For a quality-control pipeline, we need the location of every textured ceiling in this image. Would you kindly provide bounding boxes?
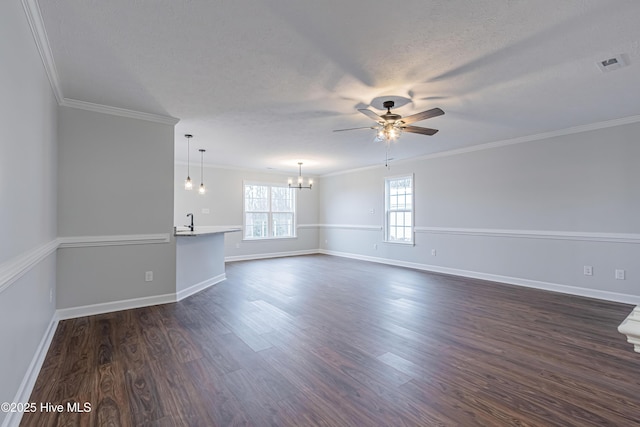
[38,0,640,175]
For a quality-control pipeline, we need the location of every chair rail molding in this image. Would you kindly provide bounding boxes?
[58,233,171,248]
[318,224,383,231]
[0,239,59,294]
[414,226,640,244]
[1,234,172,294]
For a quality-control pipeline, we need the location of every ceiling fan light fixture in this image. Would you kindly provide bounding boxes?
[376,123,402,142]
[334,99,443,140]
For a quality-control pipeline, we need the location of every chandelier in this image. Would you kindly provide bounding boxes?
[288,162,313,190]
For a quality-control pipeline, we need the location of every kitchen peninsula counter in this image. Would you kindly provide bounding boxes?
[174,227,241,299]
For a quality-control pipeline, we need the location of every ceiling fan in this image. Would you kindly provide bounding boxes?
[334,100,444,141]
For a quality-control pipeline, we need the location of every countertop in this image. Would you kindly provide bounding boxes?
[174,226,241,237]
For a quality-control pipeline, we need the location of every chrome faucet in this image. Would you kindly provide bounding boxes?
[186,213,194,232]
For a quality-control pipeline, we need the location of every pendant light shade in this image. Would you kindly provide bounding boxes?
[184,134,193,190]
[198,149,206,195]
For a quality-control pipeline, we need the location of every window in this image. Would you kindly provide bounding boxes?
[385,175,414,244]
[244,182,296,239]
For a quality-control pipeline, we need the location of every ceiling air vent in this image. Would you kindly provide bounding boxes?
[597,54,628,72]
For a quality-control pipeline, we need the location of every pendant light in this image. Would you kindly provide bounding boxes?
[184,134,193,190]
[198,149,206,195]
[288,162,312,190]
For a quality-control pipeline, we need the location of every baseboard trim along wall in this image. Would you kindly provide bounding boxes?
[225,249,320,263]
[176,273,226,301]
[318,249,640,306]
[56,292,177,320]
[57,273,228,320]
[3,315,58,427]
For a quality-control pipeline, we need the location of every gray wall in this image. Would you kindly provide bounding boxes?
[319,122,640,302]
[174,165,319,259]
[57,107,176,308]
[0,0,58,422]
[176,233,225,295]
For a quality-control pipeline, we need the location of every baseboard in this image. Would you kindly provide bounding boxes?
[225,249,320,262]
[318,249,640,305]
[2,315,58,427]
[176,273,226,301]
[56,292,177,320]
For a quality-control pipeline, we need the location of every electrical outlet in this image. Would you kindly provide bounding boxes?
[145,271,153,282]
[431,249,437,256]
[235,243,240,249]
[615,269,625,280]
[49,288,53,303]
[373,243,377,250]
[583,266,593,276]
[202,208,210,214]
[369,208,375,214]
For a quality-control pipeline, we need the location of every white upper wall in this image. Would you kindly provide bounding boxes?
[0,0,58,262]
[412,123,640,232]
[58,107,175,236]
[174,164,319,228]
[321,121,640,233]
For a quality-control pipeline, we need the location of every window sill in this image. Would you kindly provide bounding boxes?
[242,236,298,242]
[383,240,415,247]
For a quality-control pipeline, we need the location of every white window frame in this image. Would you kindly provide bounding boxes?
[243,181,297,240]
[384,174,414,245]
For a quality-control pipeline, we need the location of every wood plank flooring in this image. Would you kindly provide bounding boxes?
[22,254,640,426]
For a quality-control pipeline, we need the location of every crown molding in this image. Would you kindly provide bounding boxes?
[407,114,640,164]
[321,163,383,178]
[21,0,63,104]
[60,98,180,125]
[20,0,180,126]
[321,114,640,178]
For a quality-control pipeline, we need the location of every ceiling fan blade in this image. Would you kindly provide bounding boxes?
[402,125,439,136]
[400,107,444,125]
[357,108,384,122]
[333,126,376,132]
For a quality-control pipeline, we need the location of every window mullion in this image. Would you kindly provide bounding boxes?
[268,186,273,237]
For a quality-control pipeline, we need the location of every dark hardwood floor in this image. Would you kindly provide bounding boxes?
[22,254,640,426]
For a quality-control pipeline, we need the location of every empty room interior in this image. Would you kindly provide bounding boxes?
[3,1,640,426]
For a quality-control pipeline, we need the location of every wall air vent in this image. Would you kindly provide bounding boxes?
[597,54,628,72]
